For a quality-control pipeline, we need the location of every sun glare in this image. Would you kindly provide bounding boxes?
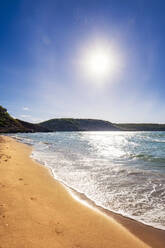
[84,47,119,80]
[88,50,110,76]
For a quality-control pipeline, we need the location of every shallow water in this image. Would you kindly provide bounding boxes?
[12,131,165,230]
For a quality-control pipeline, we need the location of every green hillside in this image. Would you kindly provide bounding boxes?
[16,119,50,133]
[115,123,165,131]
[39,118,120,131]
[1,105,165,133]
[0,106,27,133]
[0,106,48,133]
[39,118,165,132]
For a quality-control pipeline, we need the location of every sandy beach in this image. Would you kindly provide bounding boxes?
[0,136,164,248]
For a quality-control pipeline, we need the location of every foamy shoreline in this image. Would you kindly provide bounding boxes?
[14,133,165,230]
[10,132,165,230]
[8,134,165,247]
[40,165,165,247]
[0,135,155,248]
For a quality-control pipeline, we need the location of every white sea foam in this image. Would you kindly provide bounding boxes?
[11,131,165,230]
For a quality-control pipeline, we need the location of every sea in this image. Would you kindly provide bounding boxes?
[11,131,165,230]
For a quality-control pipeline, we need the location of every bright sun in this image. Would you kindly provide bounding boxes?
[88,51,110,76]
[83,47,119,80]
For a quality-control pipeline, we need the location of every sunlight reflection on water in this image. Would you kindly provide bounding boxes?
[12,131,165,230]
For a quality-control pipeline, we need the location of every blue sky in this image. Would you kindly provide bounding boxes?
[1,0,165,123]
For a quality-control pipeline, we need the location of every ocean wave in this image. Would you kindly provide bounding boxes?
[129,153,165,163]
[11,131,165,231]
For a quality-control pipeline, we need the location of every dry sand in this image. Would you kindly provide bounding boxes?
[0,135,163,248]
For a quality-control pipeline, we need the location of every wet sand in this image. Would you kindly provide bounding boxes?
[0,136,162,247]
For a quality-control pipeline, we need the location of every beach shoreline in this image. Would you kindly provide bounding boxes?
[67,186,165,248]
[0,135,164,247]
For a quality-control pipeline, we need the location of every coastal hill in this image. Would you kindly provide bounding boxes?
[116,123,165,131]
[39,119,165,132]
[16,119,50,133]
[0,106,27,133]
[0,106,120,133]
[39,118,120,131]
[1,105,165,133]
[0,106,48,133]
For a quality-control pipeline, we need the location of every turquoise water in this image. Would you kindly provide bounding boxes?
[12,131,165,230]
